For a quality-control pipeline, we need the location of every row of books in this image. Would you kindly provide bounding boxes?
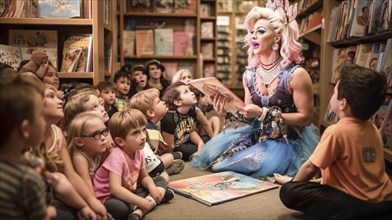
[299,12,322,35]
[327,0,392,43]
[1,0,91,18]
[297,0,320,13]
[0,29,93,73]
[126,0,213,17]
[330,38,392,85]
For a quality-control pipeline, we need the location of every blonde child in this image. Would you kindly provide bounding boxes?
[97,81,118,118]
[94,109,174,220]
[129,88,185,176]
[34,84,107,219]
[67,112,110,192]
[161,82,204,161]
[113,70,131,111]
[171,68,193,85]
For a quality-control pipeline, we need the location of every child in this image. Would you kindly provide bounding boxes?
[129,88,185,176]
[67,112,110,192]
[275,65,392,219]
[97,81,118,118]
[145,59,170,96]
[113,70,131,111]
[129,64,149,97]
[171,68,193,85]
[0,73,55,219]
[161,82,204,161]
[94,109,174,220]
[193,88,221,140]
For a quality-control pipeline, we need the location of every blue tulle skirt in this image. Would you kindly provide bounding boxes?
[191,120,319,178]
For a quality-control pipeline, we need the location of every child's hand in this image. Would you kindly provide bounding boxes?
[139,198,155,214]
[88,198,107,219]
[77,205,97,220]
[45,205,57,220]
[273,173,293,185]
[149,187,163,204]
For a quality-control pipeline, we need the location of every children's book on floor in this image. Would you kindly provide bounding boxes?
[189,77,245,114]
[168,171,278,206]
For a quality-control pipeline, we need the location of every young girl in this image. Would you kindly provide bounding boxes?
[171,68,193,85]
[129,64,149,98]
[67,112,110,192]
[94,109,174,220]
[34,84,107,219]
[145,59,170,96]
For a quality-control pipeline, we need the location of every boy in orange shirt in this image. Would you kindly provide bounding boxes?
[275,65,392,219]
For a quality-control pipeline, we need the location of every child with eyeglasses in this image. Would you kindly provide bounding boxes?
[67,112,111,192]
[94,109,174,220]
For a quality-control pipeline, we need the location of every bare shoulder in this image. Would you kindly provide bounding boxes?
[290,66,312,86]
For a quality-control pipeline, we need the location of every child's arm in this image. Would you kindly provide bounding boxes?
[45,172,96,220]
[196,110,215,138]
[72,152,94,193]
[190,130,204,154]
[139,167,163,203]
[59,136,107,218]
[293,160,319,181]
[162,131,175,151]
[109,171,155,214]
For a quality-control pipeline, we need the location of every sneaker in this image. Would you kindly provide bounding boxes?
[128,213,142,220]
[161,189,175,203]
[172,151,183,160]
[166,159,185,175]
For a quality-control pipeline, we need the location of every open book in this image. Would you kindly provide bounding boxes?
[168,171,278,206]
[189,77,245,114]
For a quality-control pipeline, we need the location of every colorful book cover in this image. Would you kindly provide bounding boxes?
[189,77,245,114]
[174,0,196,14]
[0,44,22,70]
[199,3,211,17]
[169,171,278,206]
[330,47,347,84]
[201,42,214,59]
[373,95,392,129]
[349,0,373,37]
[62,34,93,72]
[354,43,372,67]
[38,0,81,18]
[154,28,173,56]
[8,29,58,68]
[127,0,152,12]
[201,22,214,38]
[380,100,392,147]
[377,0,392,32]
[173,31,193,56]
[153,0,174,13]
[123,30,136,57]
[135,29,154,56]
[60,47,82,73]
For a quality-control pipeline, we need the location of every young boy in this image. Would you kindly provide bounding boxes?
[97,80,118,118]
[113,70,131,112]
[93,109,174,220]
[161,82,204,161]
[129,88,185,176]
[129,64,149,97]
[275,65,392,219]
[0,73,55,219]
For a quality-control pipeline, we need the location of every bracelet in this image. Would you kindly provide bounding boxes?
[258,107,269,121]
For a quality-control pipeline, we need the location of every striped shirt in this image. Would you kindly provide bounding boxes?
[0,158,47,220]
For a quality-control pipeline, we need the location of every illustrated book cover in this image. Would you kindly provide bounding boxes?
[135,29,154,56]
[189,77,245,114]
[0,44,22,70]
[123,30,136,57]
[173,31,193,56]
[168,171,278,206]
[38,0,81,18]
[62,34,93,72]
[60,48,82,73]
[154,28,173,56]
[174,0,196,14]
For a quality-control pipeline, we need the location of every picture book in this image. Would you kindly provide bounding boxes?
[373,95,392,129]
[123,30,136,57]
[348,0,372,37]
[62,34,93,72]
[135,29,154,56]
[330,47,347,84]
[127,0,151,12]
[189,77,245,114]
[201,42,214,59]
[38,0,81,18]
[60,47,82,73]
[154,28,173,56]
[153,0,174,13]
[168,171,278,206]
[354,43,372,67]
[199,3,211,17]
[368,0,384,34]
[173,31,193,56]
[0,44,22,70]
[380,100,392,147]
[377,0,392,32]
[174,0,196,14]
[201,21,214,38]
[19,47,58,69]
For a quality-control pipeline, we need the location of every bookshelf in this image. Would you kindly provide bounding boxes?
[0,0,117,85]
[117,0,217,80]
[319,0,392,162]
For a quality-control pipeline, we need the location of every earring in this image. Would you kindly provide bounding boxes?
[272,43,279,51]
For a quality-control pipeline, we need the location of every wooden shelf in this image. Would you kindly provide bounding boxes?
[123,12,197,18]
[329,31,392,47]
[123,55,198,60]
[0,18,93,26]
[300,24,321,45]
[297,0,323,19]
[58,72,94,79]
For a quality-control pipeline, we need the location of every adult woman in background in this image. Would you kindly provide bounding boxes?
[192,0,319,178]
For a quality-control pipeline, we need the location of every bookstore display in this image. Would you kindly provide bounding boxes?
[169,171,278,206]
[0,0,117,85]
[317,0,392,162]
[117,0,217,80]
